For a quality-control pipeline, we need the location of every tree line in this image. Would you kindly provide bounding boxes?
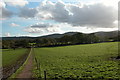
[2,33,119,49]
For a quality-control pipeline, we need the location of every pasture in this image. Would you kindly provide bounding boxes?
[2,48,28,67]
[33,42,119,79]
[2,48,30,78]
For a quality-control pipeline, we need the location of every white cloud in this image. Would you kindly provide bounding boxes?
[36,1,117,28]
[24,27,44,33]
[37,1,70,21]
[10,23,20,27]
[24,22,62,33]
[100,0,119,9]
[30,22,53,28]
[1,0,118,29]
[5,0,28,7]
[4,33,11,37]
[0,1,6,8]
[12,0,118,29]
[0,0,28,19]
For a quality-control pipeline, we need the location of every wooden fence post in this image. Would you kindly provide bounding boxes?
[38,61,41,78]
[44,70,46,80]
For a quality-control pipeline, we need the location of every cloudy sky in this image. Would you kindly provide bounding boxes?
[1,0,119,37]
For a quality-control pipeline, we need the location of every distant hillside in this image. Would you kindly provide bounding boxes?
[2,36,31,40]
[95,31,119,39]
[40,34,63,38]
[2,30,119,40]
[40,32,79,38]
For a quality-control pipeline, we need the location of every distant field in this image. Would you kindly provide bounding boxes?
[34,42,119,79]
[2,48,28,67]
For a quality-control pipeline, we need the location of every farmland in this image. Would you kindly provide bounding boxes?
[33,42,119,79]
[2,49,28,67]
[2,48,30,78]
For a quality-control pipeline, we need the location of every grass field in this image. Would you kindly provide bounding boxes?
[2,48,31,78]
[2,48,28,67]
[33,42,119,79]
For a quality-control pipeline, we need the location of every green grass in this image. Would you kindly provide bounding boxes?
[10,48,32,78]
[33,42,119,79]
[2,48,27,67]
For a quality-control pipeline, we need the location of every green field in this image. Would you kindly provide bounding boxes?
[33,42,119,79]
[2,48,28,67]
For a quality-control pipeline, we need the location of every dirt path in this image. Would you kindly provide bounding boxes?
[16,48,33,78]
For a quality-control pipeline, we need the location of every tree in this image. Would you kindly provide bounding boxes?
[60,35,73,44]
[15,39,29,48]
[72,33,86,44]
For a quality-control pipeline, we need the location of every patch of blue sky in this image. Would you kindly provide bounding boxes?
[25,2,40,8]
[44,20,59,24]
[2,17,39,35]
[6,4,19,14]
[2,14,59,36]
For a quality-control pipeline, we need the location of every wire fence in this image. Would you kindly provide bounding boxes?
[33,48,47,80]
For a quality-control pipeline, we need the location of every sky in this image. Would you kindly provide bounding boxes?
[0,0,119,37]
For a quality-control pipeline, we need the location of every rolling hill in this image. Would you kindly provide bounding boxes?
[2,30,119,40]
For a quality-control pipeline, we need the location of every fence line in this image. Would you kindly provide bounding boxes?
[33,48,47,80]
[0,67,3,79]
[44,71,47,80]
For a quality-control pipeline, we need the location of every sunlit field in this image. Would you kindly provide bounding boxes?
[2,48,28,67]
[33,42,119,79]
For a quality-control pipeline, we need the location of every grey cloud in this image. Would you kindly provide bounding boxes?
[0,1,13,18]
[37,1,70,22]
[0,7,13,18]
[0,1,13,19]
[3,0,117,28]
[0,1,118,28]
[19,7,38,18]
[37,1,117,28]
[51,1,70,22]
[118,2,120,21]
[68,3,117,28]
[31,23,52,28]
[1,8,13,18]
[24,22,61,33]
